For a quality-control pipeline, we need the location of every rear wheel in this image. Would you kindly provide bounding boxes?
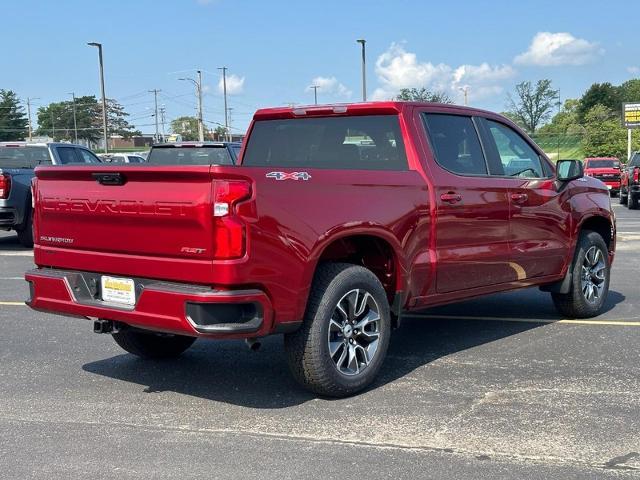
[628,192,639,210]
[551,231,610,318]
[16,208,33,248]
[284,263,391,397]
[619,189,628,205]
[112,327,196,359]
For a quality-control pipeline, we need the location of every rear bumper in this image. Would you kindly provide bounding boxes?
[0,206,17,227]
[601,180,620,191]
[25,268,277,338]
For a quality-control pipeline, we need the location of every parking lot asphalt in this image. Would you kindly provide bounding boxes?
[1,203,639,479]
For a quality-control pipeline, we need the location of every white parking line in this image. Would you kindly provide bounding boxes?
[0,251,33,257]
[403,313,640,326]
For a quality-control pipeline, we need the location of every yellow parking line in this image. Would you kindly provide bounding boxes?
[0,301,25,306]
[403,314,640,326]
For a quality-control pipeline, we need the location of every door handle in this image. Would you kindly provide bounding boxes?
[440,192,462,204]
[510,193,528,204]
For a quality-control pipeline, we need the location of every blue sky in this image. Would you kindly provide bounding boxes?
[2,0,639,134]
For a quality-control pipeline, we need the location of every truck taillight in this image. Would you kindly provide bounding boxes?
[634,167,639,184]
[213,180,251,259]
[0,174,11,199]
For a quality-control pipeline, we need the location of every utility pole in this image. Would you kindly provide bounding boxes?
[68,92,78,143]
[87,42,109,153]
[458,86,469,106]
[159,106,166,143]
[178,72,204,142]
[356,39,367,101]
[228,107,234,139]
[50,110,55,139]
[557,88,561,161]
[310,85,319,105]
[218,66,229,140]
[149,89,161,143]
[26,97,39,141]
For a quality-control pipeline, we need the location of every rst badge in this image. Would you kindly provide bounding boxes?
[266,172,312,181]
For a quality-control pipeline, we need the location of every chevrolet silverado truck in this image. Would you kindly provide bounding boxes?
[0,142,101,247]
[583,157,621,196]
[620,151,640,209]
[25,103,616,397]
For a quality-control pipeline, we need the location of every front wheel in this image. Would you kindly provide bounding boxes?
[284,263,391,397]
[619,189,628,205]
[629,192,639,210]
[112,327,196,359]
[551,231,610,318]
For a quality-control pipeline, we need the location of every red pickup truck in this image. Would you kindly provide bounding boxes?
[26,102,616,397]
[583,157,621,196]
[620,151,640,209]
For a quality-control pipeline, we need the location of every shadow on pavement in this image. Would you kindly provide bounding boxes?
[0,231,31,252]
[83,315,546,409]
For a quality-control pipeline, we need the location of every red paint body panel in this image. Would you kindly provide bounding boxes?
[26,102,616,338]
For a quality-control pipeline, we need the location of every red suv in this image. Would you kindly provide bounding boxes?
[583,157,621,196]
[25,102,616,396]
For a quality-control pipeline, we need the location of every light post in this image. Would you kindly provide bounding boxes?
[356,39,367,101]
[218,67,229,141]
[458,86,469,106]
[68,92,78,143]
[87,42,109,153]
[179,72,204,142]
[310,85,319,105]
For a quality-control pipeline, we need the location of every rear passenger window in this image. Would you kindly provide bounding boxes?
[242,115,407,170]
[56,147,80,164]
[422,114,487,175]
[486,121,545,178]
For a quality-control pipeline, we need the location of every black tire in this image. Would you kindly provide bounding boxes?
[16,208,33,248]
[619,189,628,205]
[551,231,610,318]
[629,192,639,210]
[284,263,391,397]
[112,327,196,359]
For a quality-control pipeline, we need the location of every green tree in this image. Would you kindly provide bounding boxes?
[619,79,640,104]
[582,104,640,159]
[107,99,140,138]
[506,79,559,134]
[171,116,207,141]
[395,87,452,103]
[37,96,101,142]
[577,82,620,122]
[0,90,28,141]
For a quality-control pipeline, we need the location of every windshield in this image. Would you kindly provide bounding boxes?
[147,147,233,165]
[0,146,52,168]
[586,159,619,169]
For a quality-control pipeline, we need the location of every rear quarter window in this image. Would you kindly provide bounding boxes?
[0,146,51,168]
[242,115,408,170]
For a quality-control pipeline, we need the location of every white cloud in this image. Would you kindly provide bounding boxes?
[372,43,515,103]
[514,32,603,66]
[628,66,640,75]
[308,76,352,99]
[219,74,245,95]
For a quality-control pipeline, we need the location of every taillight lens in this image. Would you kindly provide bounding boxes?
[0,174,11,199]
[634,167,639,184]
[213,180,251,259]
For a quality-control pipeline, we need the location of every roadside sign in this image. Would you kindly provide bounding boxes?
[623,102,640,128]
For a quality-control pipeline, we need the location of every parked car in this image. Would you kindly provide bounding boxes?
[146,141,242,165]
[98,153,147,164]
[0,142,101,247]
[583,157,621,196]
[620,151,640,209]
[25,103,615,396]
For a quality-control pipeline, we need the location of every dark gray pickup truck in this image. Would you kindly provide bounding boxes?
[0,142,101,246]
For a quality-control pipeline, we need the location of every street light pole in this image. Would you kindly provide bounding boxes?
[178,73,204,142]
[458,86,469,106]
[310,85,319,105]
[87,42,108,153]
[356,39,367,102]
[149,89,161,143]
[159,106,166,143]
[26,97,39,141]
[68,92,78,143]
[218,66,229,140]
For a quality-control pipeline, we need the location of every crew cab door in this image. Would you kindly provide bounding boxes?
[477,118,571,279]
[420,112,513,293]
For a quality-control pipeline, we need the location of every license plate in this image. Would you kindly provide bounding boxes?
[101,276,136,305]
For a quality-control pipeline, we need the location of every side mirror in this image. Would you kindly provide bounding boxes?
[556,159,584,182]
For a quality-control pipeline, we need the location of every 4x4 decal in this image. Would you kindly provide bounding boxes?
[266,171,312,181]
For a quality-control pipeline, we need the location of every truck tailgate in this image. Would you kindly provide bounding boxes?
[33,165,218,282]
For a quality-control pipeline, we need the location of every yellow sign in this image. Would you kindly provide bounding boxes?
[623,102,640,128]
